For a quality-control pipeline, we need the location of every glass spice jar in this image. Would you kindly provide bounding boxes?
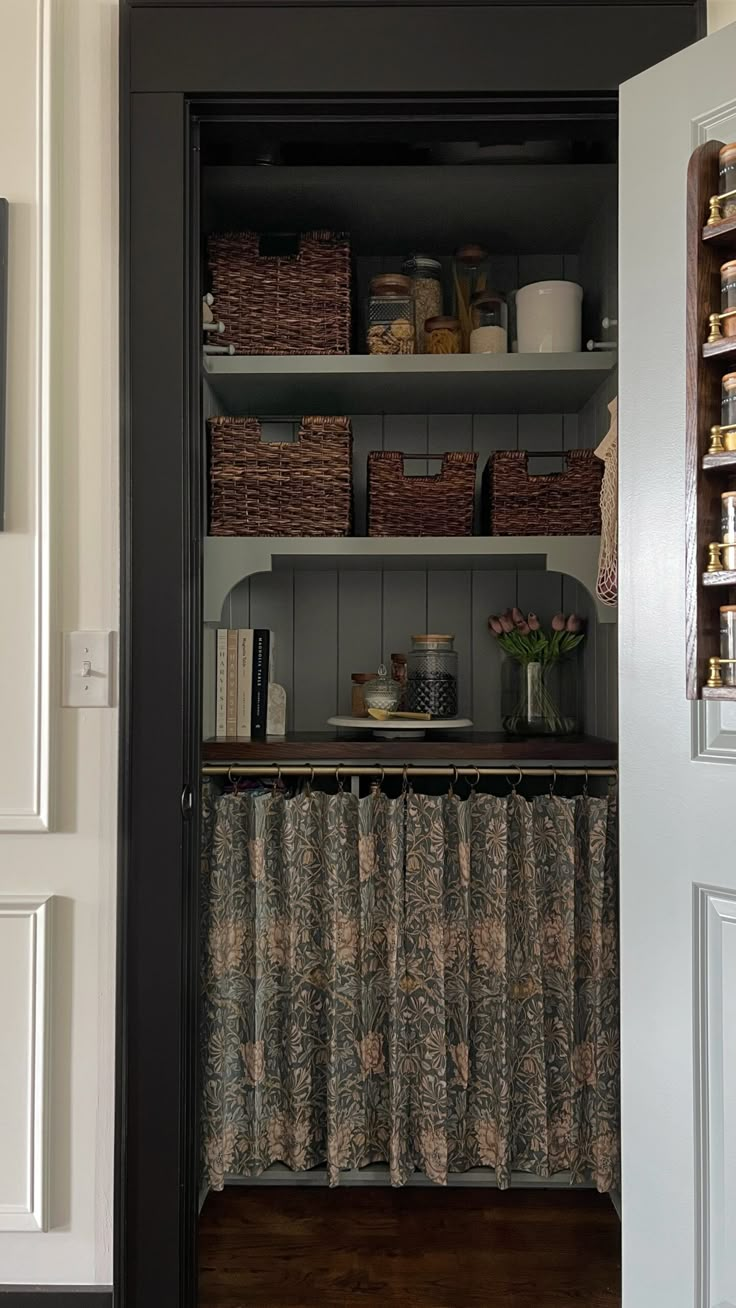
[363,665,402,713]
[405,634,458,718]
[425,315,462,354]
[367,274,416,355]
[402,255,443,353]
[723,373,736,441]
[469,290,508,354]
[351,671,377,718]
[721,261,736,337]
[719,143,736,220]
[453,244,489,350]
[721,605,736,686]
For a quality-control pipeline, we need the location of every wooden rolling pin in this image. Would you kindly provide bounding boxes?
[367,708,431,721]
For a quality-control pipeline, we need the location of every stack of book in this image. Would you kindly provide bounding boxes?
[215,628,271,739]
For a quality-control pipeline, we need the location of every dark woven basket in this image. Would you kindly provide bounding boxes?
[368,451,477,537]
[485,450,602,535]
[209,416,353,536]
[207,231,351,356]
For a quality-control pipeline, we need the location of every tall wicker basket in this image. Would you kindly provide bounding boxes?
[485,450,602,535]
[207,231,351,356]
[367,451,477,537]
[209,416,353,537]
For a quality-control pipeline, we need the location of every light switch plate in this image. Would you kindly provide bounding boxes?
[62,631,113,707]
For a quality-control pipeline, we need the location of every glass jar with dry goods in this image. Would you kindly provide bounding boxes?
[470,290,508,354]
[723,372,736,433]
[453,244,489,349]
[721,605,736,687]
[351,671,377,718]
[363,665,402,713]
[405,634,458,718]
[366,274,416,355]
[721,261,736,338]
[402,255,443,353]
[425,315,462,354]
[719,143,736,220]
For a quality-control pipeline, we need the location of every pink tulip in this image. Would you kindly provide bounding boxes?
[516,620,531,635]
[499,613,514,633]
[488,616,503,635]
[551,613,566,632]
[566,613,582,633]
[511,607,525,627]
[527,613,540,632]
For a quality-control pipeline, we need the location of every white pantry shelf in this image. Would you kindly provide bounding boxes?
[203,534,614,624]
[203,352,616,416]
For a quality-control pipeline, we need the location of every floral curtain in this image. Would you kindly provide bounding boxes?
[200,782,618,1192]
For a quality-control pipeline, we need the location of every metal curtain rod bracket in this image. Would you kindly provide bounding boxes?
[202,764,618,779]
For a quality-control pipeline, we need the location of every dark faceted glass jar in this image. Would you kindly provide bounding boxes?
[719,142,736,220]
[405,634,458,718]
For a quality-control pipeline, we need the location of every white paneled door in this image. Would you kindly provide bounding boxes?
[619,23,736,1308]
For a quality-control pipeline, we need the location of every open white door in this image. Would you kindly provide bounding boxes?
[620,24,736,1308]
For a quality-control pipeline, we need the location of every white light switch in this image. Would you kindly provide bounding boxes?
[62,631,113,707]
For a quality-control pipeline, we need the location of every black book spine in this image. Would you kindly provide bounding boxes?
[251,629,270,740]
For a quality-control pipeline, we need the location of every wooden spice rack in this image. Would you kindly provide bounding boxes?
[686,140,736,698]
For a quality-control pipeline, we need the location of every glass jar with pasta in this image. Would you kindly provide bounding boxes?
[424,315,462,354]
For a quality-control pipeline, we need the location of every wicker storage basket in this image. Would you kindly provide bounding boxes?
[209,416,353,537]
[368,451,477,537]
[485,450,602,536]
[207,231,351,356]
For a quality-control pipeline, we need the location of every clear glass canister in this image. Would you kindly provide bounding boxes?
[723,372,736,437]
[402,255,443,353]
[453,244,489,350]
[721,606,736,687]
[722,491,736,543]
[367,274,416,355]
[721,261,736,339]
[425,315,462,354]
[469,290,508,354]
[719,143,736,220]
[405,634,458,718]
[363,665,402,713]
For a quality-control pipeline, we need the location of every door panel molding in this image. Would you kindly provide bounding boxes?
[694,884,736,1308]
[0,896,53,1232]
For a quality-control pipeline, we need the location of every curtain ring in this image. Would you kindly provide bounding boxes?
[305,763,316,794]
[448,764,459,797]
[335,765,345,791]
[549,768,557,796]
[582,768,590,798]
[401,763,412,795]
[227,765,236,788]
[371,765,385,794]
[508,764,523,794]
[468,765,480,793]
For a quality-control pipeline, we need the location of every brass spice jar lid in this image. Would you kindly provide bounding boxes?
[721,260,736,275]
[723,371,736,388]
[720,142,736,166]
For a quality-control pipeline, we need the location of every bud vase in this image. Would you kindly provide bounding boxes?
[502,659,576,736]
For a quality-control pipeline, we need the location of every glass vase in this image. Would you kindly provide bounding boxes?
[502,659,576,737]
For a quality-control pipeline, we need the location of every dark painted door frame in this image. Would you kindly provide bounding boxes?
[117,6,699,1306]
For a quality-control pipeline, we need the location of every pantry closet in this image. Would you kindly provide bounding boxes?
[119,4,702,1306]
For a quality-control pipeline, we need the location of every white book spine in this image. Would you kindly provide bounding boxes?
[236,629,254,738]
[215,629,228,738]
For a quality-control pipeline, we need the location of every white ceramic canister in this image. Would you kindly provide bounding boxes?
[515,280,582,353]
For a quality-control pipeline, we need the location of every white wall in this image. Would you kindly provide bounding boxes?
[0,0,118,1286]
[708,0,736,30]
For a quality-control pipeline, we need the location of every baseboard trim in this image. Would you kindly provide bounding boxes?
[0,1290,112,1307]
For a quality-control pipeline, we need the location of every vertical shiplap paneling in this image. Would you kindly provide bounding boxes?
[383,414,428,473]
[563,414,579,451]
[427,571,473,717]
[202,625,217,740]
[382,571,428,668]
[563,575,597,737]
[428,413,472,457]
[352,415,383,535]
[518,413,564,475]
[471,569,517,731]
[337,571,383,714]
[250,569,296,730]
[472,413,518,533]
[293,571,338,730]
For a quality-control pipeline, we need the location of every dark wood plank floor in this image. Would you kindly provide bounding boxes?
[199,1186,621,1307]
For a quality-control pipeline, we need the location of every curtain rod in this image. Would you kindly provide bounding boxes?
[202,764,617,779]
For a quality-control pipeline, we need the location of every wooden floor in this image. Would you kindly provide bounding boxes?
[199,1186,621,1307]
